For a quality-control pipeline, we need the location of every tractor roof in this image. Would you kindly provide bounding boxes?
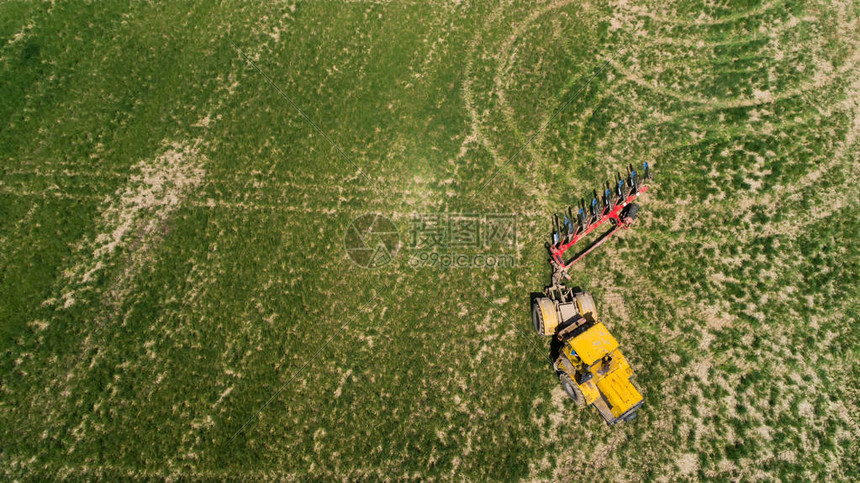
[569,322,619,365]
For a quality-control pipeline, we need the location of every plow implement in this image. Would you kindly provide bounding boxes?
[549,163,653,278]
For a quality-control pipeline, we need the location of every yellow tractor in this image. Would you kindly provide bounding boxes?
[533,291,643,424]
[532,163,650,425]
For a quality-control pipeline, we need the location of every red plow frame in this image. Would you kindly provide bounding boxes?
[549,163,653,276]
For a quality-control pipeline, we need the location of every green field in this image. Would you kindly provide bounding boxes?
[1,0,858,479]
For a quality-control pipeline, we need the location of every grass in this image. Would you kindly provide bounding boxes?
[1,0,858,480]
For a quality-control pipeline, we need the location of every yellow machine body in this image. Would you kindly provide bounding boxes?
[550,296,644,425]
[568,322,618,365]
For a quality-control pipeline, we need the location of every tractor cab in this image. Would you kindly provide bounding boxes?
[559,318,644,425]
[534,289,645,425]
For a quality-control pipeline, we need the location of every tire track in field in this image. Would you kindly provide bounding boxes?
[459,0,511,166]
[20,66,240,448]
[40,61,251,452]
[620,0,783,27]
[604,0,847,127]
[30,139,209,453]
[461,0,613,210]
[492,0,595,169]
[609,52,856,111]
[637,0,858,219]
[42,140,207,311]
